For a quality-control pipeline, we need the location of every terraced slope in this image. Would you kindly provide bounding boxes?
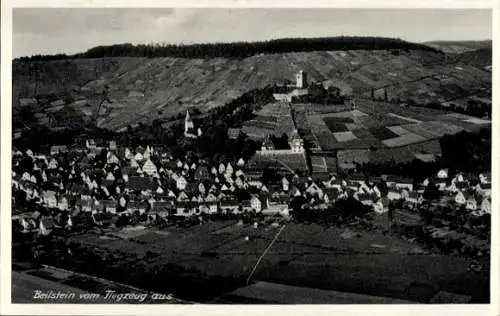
[13,48,491,131]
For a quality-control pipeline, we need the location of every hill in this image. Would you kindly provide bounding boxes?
[452,47,492,68]
[17,36,439,61]
[424,40,492,54]
[13,39,491,131]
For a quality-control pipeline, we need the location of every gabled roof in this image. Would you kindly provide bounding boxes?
[127,200,148,210]
[127,176,153,191]
[40,216,55,229]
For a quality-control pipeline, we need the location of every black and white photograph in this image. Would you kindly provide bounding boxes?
[2,1,497,312]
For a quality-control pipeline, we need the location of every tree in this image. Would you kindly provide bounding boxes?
[115,214,129,227]
[423,181,441,201]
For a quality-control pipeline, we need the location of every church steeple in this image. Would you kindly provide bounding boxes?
[184,109,200,138]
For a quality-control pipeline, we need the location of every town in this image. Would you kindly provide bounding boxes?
[9,23,492,304]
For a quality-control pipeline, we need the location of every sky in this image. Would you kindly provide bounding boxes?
[13,8,492,58]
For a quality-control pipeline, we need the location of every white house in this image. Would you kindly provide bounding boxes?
[250,195,266,212]
[134,152,144,161]
[437,169,449,179]
[455,191,466,205]
[387,189,401,201]
[42,191,58,208]
[225,163,234,176]
[176,176,187,191]
[58,196,69,211]
[282,177,290,191]
[465,196,478,211]
[48,158,58,169]
[218,163,226,174]
[480,198,491,215]
[142,159,158,176]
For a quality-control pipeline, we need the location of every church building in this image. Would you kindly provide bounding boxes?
[184,110,202,138]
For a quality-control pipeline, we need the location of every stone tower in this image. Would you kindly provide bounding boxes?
[295,70,308,89]
[185,110,194,134]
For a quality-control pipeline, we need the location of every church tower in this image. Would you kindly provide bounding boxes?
[185,110,194,134]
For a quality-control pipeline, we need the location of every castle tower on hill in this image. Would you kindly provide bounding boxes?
[295,70,308,89]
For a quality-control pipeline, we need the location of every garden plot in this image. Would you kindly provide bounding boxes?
[323,117,353,133]
[308,115,333,134]
[351,129,383,148]
[436,113,474,121]
[463,118,491,125]
[356,116,383,129]
[382,133,427,147]
[311,156,328,173]
[387,113,422,124]
[345,123,361,131]
[425,121,465,135]
[400,124,441,139]
[256,102,291,117]
[333,131,358,142]
[369,127,400,141]
[387,125,411,136]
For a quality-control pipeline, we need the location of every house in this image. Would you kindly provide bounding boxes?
[373,198,389,214]
[405,191,421,205]
[323,188,341,204]
[48,158,59,169]
[42,190,58,208]
[437,169,449,179]
[50,145,68,155]
[480,198,491,215]
[201,200,219,214]
[176,176,187,191]
[142,159,158,176]
[99,200,118,213]
[107,153,120,164]
[134,152,144,161]
[39,216,55,235]
[19,97,37,107]
[465,195,478,211]
[476,183,491,197]
[454,191,466,205]
[127,176,153,192]
[109,141,117,150]
[76,199,94,212]
[194,165,210,181]
[127,201,148,214]
[356,193,374,206]
[86,139,96,149]
[218,163,226,174]
[57,196,69,211]
[151,201,175,218]
[250,195,268,212]
[219,200,240,214]
[479,172,491,184]
[223,163,233,175]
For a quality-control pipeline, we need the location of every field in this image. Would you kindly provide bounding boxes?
[299,99,490,164]
[243,102,296,140]
[248,152,309,174]
[63,221,488,303]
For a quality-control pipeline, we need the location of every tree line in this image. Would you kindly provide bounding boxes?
[15,36,441,61]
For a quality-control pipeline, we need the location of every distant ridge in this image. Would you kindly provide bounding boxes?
[424,40,492,54]
[15,36,441,61]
